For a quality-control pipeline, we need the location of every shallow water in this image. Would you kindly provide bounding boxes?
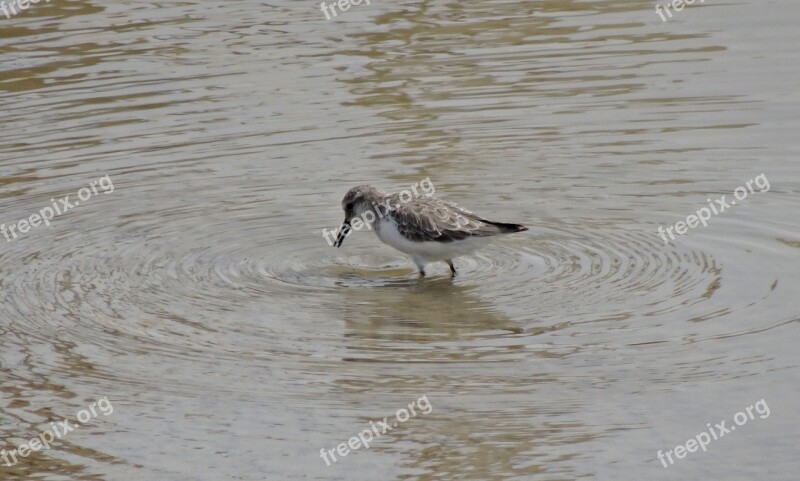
[1,0,798,480]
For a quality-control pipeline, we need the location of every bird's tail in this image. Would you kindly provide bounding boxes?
[487,221,528,233]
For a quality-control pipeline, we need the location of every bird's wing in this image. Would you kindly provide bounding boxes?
[387,194,503,242]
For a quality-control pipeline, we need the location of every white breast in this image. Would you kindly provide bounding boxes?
[374,217,491,262]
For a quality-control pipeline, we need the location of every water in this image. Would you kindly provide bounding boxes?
[1,1,798,480]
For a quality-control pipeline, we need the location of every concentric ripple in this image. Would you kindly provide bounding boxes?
[1,204,723,368]
[470,221,720,322]
[3,168,791,376]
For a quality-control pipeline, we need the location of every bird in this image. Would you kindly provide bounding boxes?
[333,185,527,277]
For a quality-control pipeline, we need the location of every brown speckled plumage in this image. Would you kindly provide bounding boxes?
[335,185,527,276]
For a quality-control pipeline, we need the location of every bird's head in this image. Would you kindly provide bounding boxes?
[334,185,383,247]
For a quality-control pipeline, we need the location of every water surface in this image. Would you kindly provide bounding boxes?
[1,0,798,480]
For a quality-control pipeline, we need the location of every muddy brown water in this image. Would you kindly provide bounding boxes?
[1,1,798,480]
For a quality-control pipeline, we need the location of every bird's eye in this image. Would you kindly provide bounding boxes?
[345,202,354,210]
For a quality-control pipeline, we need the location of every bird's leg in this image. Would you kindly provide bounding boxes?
[446,259,456,277]
[413,257,426,277]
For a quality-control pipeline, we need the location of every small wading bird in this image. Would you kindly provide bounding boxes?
[334,185,528,277]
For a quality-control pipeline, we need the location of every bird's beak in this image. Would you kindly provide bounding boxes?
[334,219,351,248]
